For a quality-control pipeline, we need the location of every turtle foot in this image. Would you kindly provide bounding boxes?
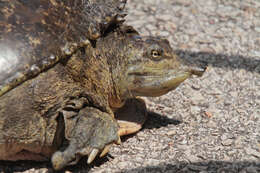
[51,107,119,170]
[115,98,147,136]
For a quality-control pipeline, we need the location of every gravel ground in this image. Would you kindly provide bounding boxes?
[1,0,260,172]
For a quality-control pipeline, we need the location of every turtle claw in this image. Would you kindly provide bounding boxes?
[100,144,112,157]
[87,149,99,164]
[116,136,122,145]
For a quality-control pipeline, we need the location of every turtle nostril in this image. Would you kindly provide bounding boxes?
[199,60,208,72]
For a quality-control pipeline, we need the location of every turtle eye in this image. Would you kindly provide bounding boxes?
[151,50,161,59]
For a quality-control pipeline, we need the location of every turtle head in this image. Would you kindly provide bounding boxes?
[116,35,207,98]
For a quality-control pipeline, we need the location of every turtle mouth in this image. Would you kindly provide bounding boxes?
[127,64,206,97]
[128,69,192,97]
[128,66,177,76]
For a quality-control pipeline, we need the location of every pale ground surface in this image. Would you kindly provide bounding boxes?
[1,0,260,172]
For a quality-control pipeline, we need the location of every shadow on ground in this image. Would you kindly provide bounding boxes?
[120,111,181,143]
[0,156,109,172]
[144,111,182,129]
[176,50,260,74]
[1,160,259,173]
[119,161,260,173]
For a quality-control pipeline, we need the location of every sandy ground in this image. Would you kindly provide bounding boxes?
[0,0,259,172]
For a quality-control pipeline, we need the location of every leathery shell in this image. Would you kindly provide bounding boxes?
[0,0,127,96]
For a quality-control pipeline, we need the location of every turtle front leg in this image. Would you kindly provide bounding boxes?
[115,98,147,136]
[51,107,120,170]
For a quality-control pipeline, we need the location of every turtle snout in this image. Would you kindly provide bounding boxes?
[189,60,208,77]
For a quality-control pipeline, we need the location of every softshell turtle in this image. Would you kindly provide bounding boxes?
[0,0,207,171]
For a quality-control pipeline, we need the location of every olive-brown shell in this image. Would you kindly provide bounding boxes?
[0,0,127,96]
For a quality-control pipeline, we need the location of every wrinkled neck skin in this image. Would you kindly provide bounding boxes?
[94,39,131,109]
